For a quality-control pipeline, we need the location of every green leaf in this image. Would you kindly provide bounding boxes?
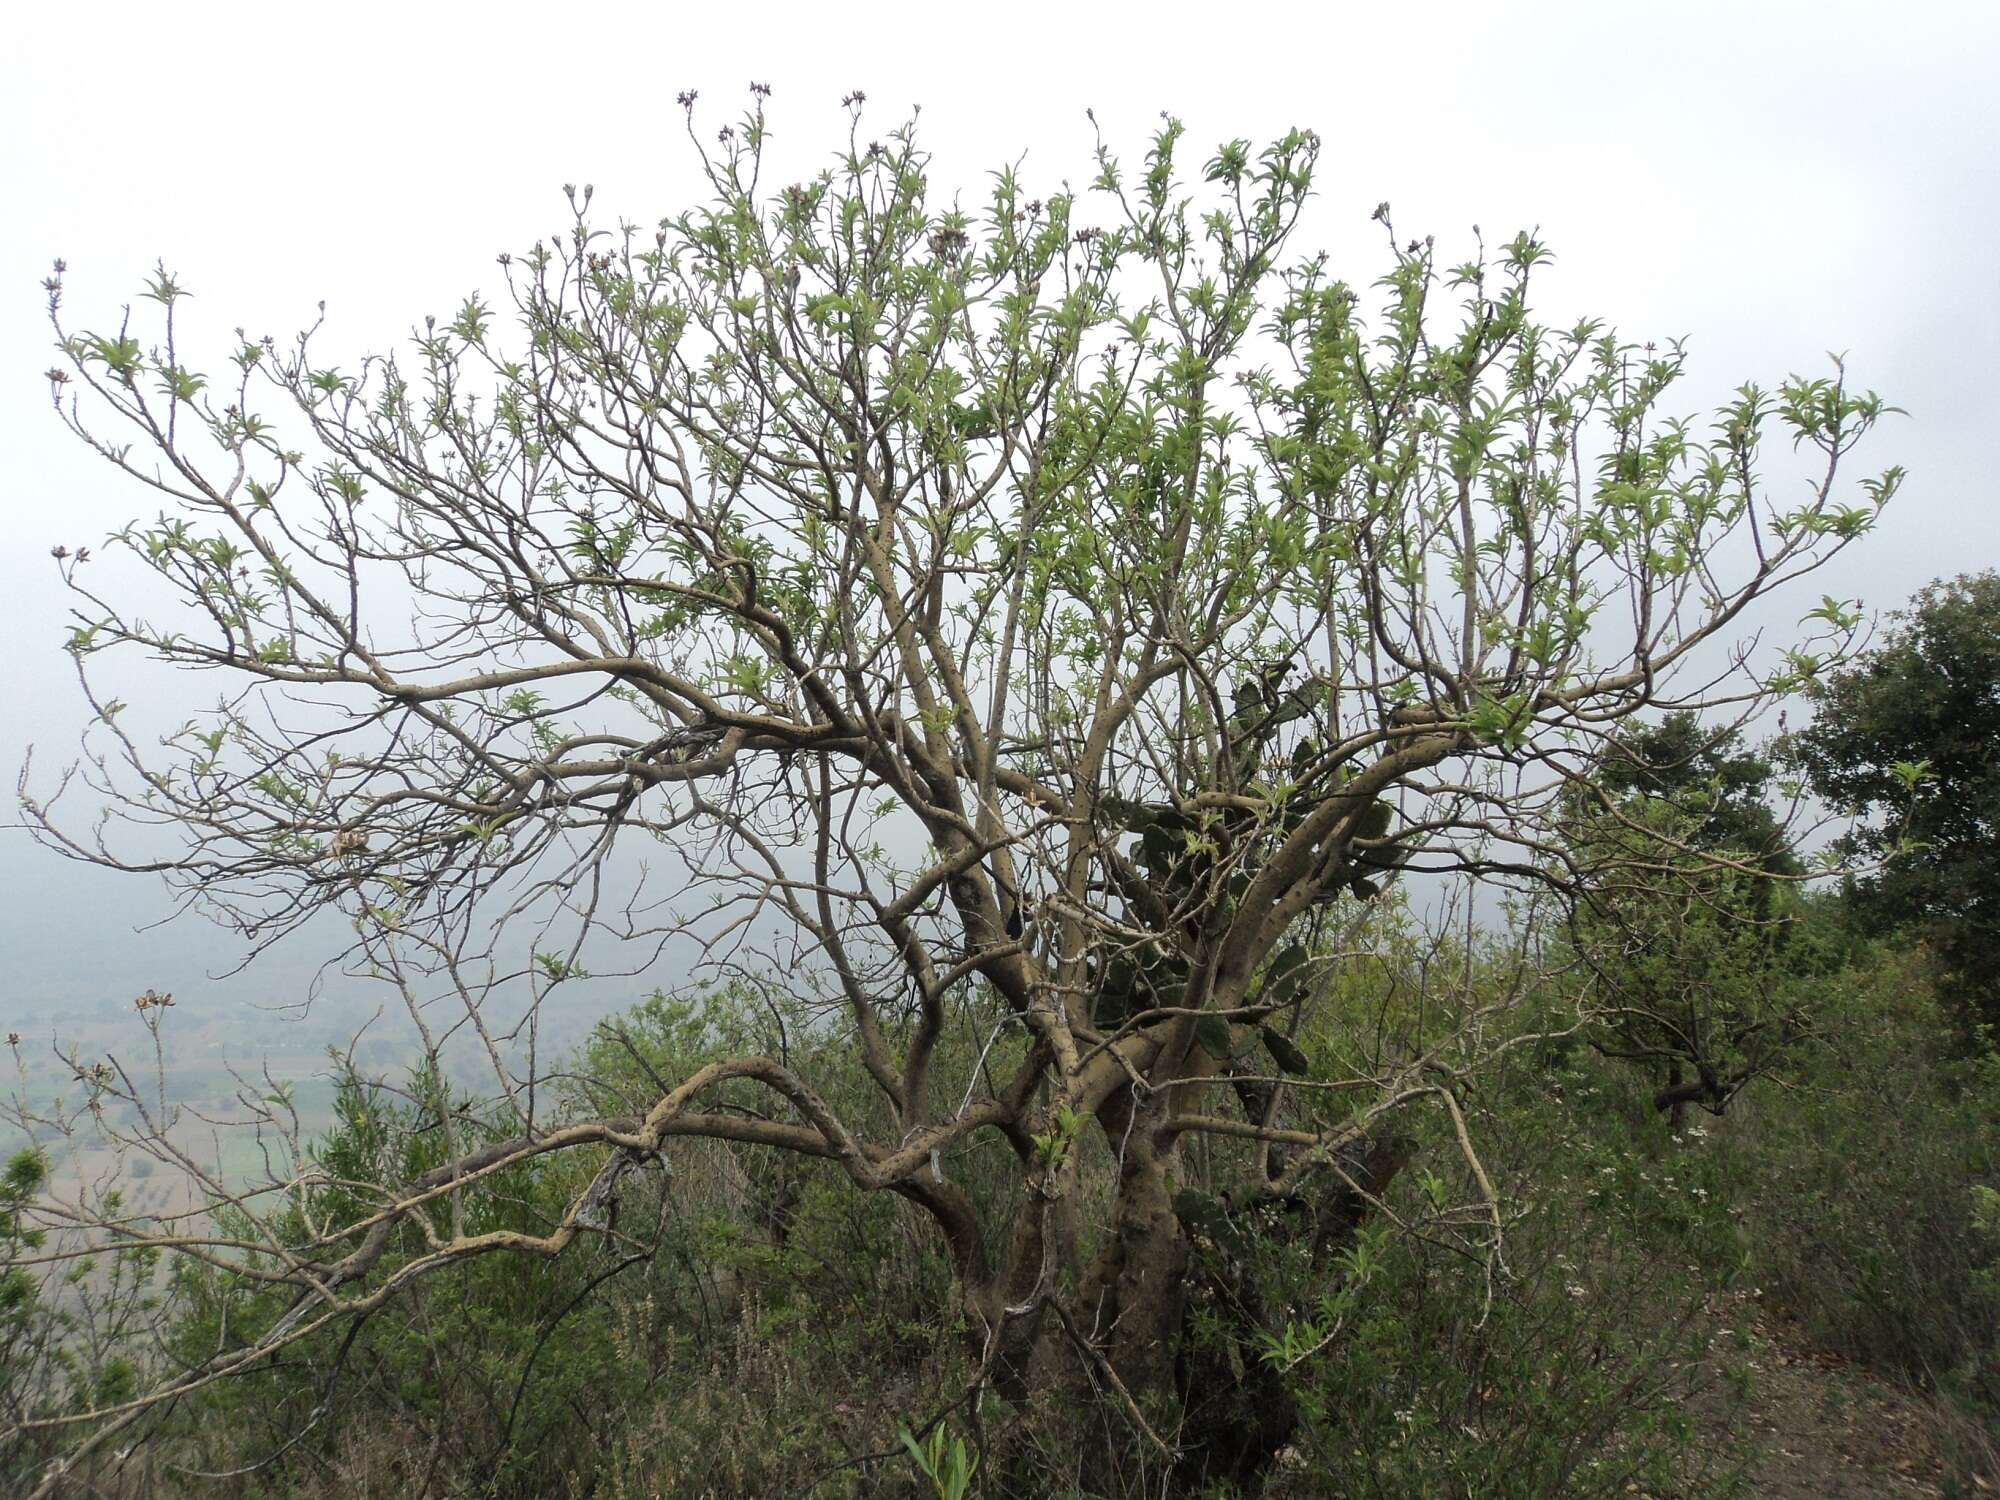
[1194,1015,1235,1058]
[1890,759,1932,792]
[1257,943,1310,1009]
[1260,1025,1311,1077]
[1355,799,1393,839]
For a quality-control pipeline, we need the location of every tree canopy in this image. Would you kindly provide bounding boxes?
[1559,720,1818,1126]
[1788,570,2000,1025]
[1597,710,1801,879]
[16,101,1902,1491]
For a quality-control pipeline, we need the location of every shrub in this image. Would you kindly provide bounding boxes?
[1720,947,2000,1475]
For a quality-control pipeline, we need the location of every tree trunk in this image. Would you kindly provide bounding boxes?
[1662,1062,1692,1131]
[1100,1138,1191,1397]
[1054,1109,1416,1495]
[1064,1123,1189,1496]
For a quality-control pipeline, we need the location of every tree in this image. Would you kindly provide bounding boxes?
[14,97,1901,1492]
[1557,711,1819,1124]
[1597,710,1802,889]
[1561,799,1800,1127]
[1787,571,2000,1026]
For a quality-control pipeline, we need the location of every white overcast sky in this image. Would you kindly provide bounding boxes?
[1,0,1996,1000]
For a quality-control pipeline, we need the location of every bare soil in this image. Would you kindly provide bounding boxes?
[1688,1289,1971,1499]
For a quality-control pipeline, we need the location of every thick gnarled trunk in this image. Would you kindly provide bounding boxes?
[1089,1122,1192,1397]
[977,1108,1418,1494]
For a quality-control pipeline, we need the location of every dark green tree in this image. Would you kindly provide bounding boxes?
[1557,712,1843,1124]
[1787,571,2000,1026]
[1598,710,1801,885]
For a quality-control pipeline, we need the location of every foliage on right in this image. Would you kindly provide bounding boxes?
[1558,712,1835,1126]
[1786,570,2000,1028]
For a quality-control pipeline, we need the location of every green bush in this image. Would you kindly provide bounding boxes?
[133,990,976,1497]
[44,947,1998,1498]
[1719,948,1999,1435]
[1264,1046,1749,1500]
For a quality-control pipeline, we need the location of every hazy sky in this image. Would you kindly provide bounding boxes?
[2,0,1996,1008]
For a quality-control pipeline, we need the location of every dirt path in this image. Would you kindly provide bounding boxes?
[1694,1291,1960,1498]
